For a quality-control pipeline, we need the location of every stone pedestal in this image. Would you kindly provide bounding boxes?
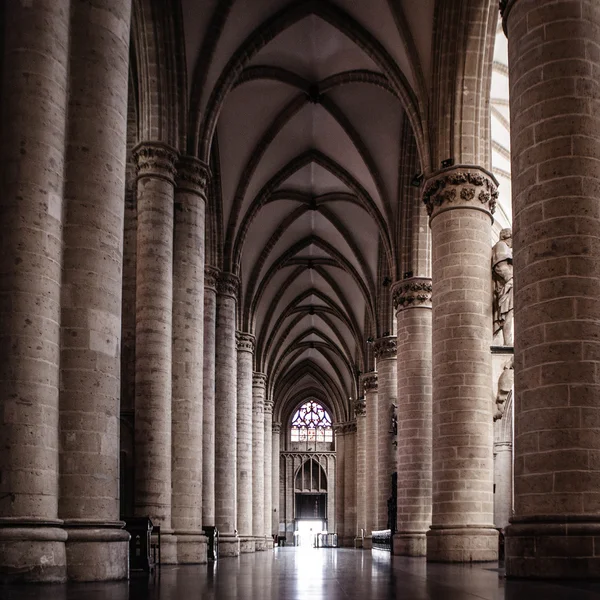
[424,166,498,562]
[363,374,378,550]
[215,273,240,557]
[373,337,397,530]
[503,0,600,578]
[59,0,132,580]
[0,0,70,583]
[252,374,266,550]
[391,278,433,557]
[172,158,209,564]
[237,333,255,553]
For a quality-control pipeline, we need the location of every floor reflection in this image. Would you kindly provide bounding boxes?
[4,548,600,599]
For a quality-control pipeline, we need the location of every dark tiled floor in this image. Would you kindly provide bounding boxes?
[4,547,600,599]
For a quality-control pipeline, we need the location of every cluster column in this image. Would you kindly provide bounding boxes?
[252,373,266,550]
[373,337,398,530]
[343,423,357,546]
[503,0,600,578]
[334,425,346,539]
[59,0,132,580]
[215,273,240,556]
[0,1,70,583]
[171,158,209,563]
[264,396,274,548]
[362,374,378,548]
[236,333,255,553]
[272,422,282,541]
[423,166,498,561]
[391,278,433,557]
[133,142,178,563]
[354,399,367,547]
[202,267,220,530]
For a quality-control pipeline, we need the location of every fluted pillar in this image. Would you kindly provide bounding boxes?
[58,0,132,581]
[133,142,178,563]
[252,373,266,550]
[215,273,240,556]
[343,423,357,547]
[334,425,346,540]
[0,1,70,582]
[202,267,219,529]
[264,397,274,548]
[391,278,433,557]
[423,166,498,562]
[502,0,600,577]
[272,422,282,541]
[171,158,209,564]
[354,399,367,547]
[363,374,378,549]
[373,337,397,530]
[236,333,255,553]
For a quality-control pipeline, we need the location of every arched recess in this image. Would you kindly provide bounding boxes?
[295,459,328,492]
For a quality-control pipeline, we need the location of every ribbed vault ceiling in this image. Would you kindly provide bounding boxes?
[181,0,436,423]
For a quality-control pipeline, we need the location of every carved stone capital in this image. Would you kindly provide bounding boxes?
[216,272,240,299]
[363,373,378,393]
[252,372,267,388]
[264,397,274,413]
[204,266,220,291]
[133,141,178,184]
[391,277,433,312]
[236,331,255,353]
[373,336,397,361]
[354,396,367,417]
[422,166,498,220]
[272,422,282,434]
[176,156,210,197]
[335,421,357,435]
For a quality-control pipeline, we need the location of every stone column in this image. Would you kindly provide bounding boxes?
[215,273,240,556]
[58,0,132,581]
[423,166,498,562]
[391,278,433,557]
[373,337,397,530]
[202,266,219,529]
[133,142,178,564]
[354,399,367,547]
[264,396,274,548]
[494,442,512,531]
[272,422,282,541]
[236,332,255,553]
[363,374,378,549]
[343,423,357,547]
[171,158,209,564]
[502,0,600,577]
[252,374,266,550]
[334,425,346,541]
[0,1,70,583]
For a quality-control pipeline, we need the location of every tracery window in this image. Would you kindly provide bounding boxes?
[290,400,333,442]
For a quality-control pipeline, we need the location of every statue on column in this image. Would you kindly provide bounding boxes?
[494,356,514,421]
[492,228,514,347]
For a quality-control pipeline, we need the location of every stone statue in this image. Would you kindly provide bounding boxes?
[494,356,514,421]
[492,228,514,346]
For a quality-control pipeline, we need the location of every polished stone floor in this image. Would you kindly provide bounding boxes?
[4,547,600,599]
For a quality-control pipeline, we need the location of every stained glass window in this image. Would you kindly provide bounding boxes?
[290,400,333,442]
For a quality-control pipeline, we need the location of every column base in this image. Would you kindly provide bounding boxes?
[218,533,240,557]
[0,519,67,583]
[64,521,129,582]
[265,536,274,550]
[254,536,267,551]
[427,527,498,562]
[506,519,600,579]
[156,531,178,564]
[363,535,373,549]
[393,532,427,556]
[354,536,363,549]
[174,531,207,564]
[239,536,255,553]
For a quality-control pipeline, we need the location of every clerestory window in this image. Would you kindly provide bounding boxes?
[290,400,333,442]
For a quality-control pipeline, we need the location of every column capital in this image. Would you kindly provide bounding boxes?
[335,421,357,435]
[264,398,274,413]
[362,373,378,393]
[422,165,498,221]
[373,336,397,361]
[391,277,433,313]
[216,272,240,299]
[252,372,267,388]
[272,422,282,434]
[204,266,220,291]
[236,331,255,353]
[133,141,178,184]
[354,396,367,418]
[176,156,210,197]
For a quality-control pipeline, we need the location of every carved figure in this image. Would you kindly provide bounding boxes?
[492,228,514,346]
[494,356,514,421]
